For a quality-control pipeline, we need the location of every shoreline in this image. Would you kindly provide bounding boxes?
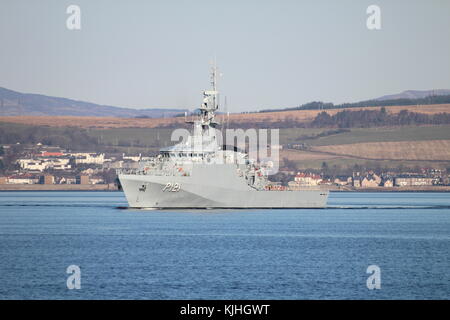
[328,186,450,192]
[0,184,449,192]
[0,184,118,191]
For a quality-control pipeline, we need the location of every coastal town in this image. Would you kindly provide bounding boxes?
[285,170,449,190]
[0,143,142,190]
[1,142,449,191]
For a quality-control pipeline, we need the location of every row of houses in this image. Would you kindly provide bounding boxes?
[288,172,323,187]
[288,172,441,188]
[15,145,145,172]
[346,173,438,187]
[17,158,72,172]
[0,174,104,185]
[17,153,109,172]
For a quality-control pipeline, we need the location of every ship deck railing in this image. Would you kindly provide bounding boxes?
[117,168,190,177]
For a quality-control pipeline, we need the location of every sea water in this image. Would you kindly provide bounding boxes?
[0,191,449,299]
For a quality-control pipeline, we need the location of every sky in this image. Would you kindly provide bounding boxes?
[1,0,449,112]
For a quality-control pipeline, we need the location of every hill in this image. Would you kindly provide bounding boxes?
[2,86,450,118]
[1,103,449,129]
[376,89,450,101]
[0,87,187,118]
[260,91,450,113]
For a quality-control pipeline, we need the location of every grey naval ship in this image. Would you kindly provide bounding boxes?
[118,67,328,209]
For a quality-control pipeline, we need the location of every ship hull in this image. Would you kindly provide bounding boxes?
[119,172,328,209]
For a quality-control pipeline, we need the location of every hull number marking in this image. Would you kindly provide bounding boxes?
[162,182,181,192]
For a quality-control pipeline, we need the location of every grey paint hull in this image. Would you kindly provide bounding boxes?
[119,169,328,209]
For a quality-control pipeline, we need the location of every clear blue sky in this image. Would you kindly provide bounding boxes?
[1,0,449,112]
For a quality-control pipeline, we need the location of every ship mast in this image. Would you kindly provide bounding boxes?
[200,63,219,128]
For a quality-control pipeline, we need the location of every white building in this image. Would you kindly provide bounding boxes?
[293,172,322,186]
[59,177,77,184]
[17,159,47,172]
[51,159,72,170]
[89,177,105,185]
[17,158,71,172]
[104,160,124,169]
[7,175,38,184]
[122,153,142,162]
[71,153,107,165]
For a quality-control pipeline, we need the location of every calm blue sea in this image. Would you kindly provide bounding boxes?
[0,191,449,300]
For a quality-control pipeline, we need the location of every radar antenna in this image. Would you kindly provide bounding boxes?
[199,62,220,128]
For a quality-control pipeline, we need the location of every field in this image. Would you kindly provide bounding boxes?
[229,103,450,124]
[298,126,450,146]
[279,125,450,169]
[88,127,175,148]
[0,115,186,129]
[0,103,449,129]
[311,140,450,161]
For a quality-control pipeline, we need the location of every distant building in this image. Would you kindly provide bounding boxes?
[90,177,105,185]
[7,174,38,184]
[352,172,381,188]
[352,172,361,187]
[103,160,124,169]
[17,158,71,172]
[334,176,352,186]
[39,151,64,157]
[80,168,97,175]
[290,172,322,187]
[51,159,72,170]
[352,178,361,187]
[320,178,333,185]
[0,177,7,184]
[382,178,394,187]
[122,153,142,162]
[361,173,381,188]
[59,177,77,184]
[77,175,90,185]
[442,175,450,186]
[39,175,54,185]
[72,153,107,165]
[17,159,47,172]
[395,175,434,187]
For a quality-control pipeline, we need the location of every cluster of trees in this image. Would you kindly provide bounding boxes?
[260,94,450,113]
[311,108,450,128]
[216,108,450,129]
[0,144,22,173]
[332,94,450,110]
[261,101,334,113]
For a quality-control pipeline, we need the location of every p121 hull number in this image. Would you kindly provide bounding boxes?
[162,182,181,192]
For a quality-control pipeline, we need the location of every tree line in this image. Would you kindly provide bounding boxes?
[259,94,450,113]
[310,107,450,128]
